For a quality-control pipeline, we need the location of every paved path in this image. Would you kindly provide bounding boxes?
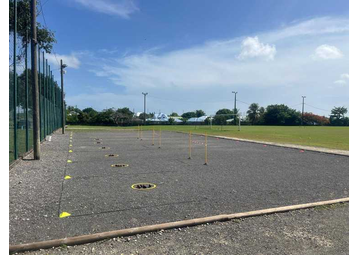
[9,130,349,245]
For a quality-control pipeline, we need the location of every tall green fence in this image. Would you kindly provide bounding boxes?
[9,0,63,164]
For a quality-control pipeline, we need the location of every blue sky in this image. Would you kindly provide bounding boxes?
[41,0,349,116]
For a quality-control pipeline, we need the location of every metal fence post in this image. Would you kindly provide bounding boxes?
[13,0,18,160]
[25,27,29,152]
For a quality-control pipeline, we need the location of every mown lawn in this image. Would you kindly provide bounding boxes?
[66,125,349,151]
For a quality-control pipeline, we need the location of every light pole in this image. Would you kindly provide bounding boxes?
[301,96,306,126]
[142,92,148,125]
[232,91,238,125]
[60,60,67,134]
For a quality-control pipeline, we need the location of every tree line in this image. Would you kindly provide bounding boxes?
[66,104,348,126]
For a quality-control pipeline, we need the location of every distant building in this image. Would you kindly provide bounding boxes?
[187,116,208,123]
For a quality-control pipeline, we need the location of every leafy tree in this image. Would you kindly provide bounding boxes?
[181,111,196,119]
[303,112,329,126]
[112,108,134,125]
[247,103,260,125]
[9,0,57,59]
[215,109,234,119]
[263,104,300,125]
[330,106,348,126]
[82,107,98,124]
[195,110,206,117]
[214,115,228,125]
[66,106,82,124]
[170,112,179,117]
[139,112,154,120]
[168,117,175,125]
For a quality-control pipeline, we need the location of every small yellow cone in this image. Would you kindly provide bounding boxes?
[67,160,72,163]
[64,175,72,180]
[69,150,73,153]
[69,144,72,147]
[59,212,71,218]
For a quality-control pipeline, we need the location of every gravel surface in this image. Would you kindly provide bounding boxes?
[9,130,349,245]
[17,203,349,255]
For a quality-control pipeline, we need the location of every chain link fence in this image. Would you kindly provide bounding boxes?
[9,0,63,164]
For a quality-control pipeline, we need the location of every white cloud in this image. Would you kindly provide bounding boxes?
[312,44,343,60]
[237,37,276,61]
[341,73,349,79]
[73,0,138,18]
[46,53,81,69]
[334,80,346,84]
[75,17,348,114]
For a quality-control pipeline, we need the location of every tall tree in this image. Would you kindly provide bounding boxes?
[264,104,300,125]
[195,110,206,117]
[181,111,196,119]
[246,103,260,125]
[9,0,57,59]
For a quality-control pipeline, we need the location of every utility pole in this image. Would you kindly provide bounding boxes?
[142,92,148,125]
[60,60,67,134]
[301,96,306,126]
[31,0,40,159]
[232,91,238,125]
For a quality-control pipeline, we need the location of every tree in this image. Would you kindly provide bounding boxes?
[330,106,348,126]
[181,111,196,119]
[263,104,300,125]
[246,103,258,124]
[215,109,234,119]
[82,107,98,124]
[195,110,206,117]
[303,112,329,126]
[9,0,57,59]
[112,108,134,126]
[66,106,82,124]
[170,112,179,117]
[168,117,175,125]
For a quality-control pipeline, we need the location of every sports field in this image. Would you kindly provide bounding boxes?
[67,125,349,151]
[9,129,348,246]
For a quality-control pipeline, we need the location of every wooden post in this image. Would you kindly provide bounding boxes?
[204,132,208,165]
[188,131,192,159]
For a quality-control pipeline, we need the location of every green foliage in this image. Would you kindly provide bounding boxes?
[195,110,206,117]
[170,112,179,117]
[9,0,57,58]
[168,117,175,125]
[303,112,329,126]
[181,111,196,119]
[329,106,348,126]
[264,104,300,125]
[247,103,263,125]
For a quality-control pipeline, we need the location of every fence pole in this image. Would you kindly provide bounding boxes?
[188,131,191,159]
[25,26,29,152]
[137,125,139,139]
[13,0,18,160]
[152,127,154,146]
[204,132,208,165]
[31,0,41,159]
[158,128,161,148]
[42,52,45,139]
[38,47,42,141]
[60,59,65,134]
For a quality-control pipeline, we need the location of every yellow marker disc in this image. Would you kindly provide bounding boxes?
[59,212,71,218]
[67,160,72,163]
[64,175,72,180]
[69,150,73,153]
[69,144,72,147]
[131,183,157,190]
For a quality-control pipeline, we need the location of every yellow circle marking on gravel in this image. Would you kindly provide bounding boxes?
[131,183,157,190]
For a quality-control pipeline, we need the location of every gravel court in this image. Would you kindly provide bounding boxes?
[10,129,348,245]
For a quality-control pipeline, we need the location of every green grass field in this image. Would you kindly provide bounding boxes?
[67,125,349,151]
